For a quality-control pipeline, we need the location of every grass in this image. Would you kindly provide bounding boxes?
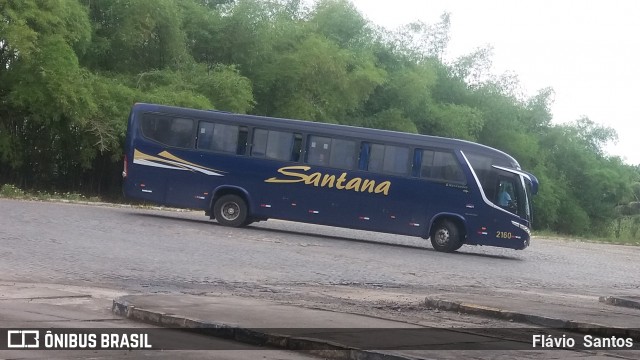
[0,183,190,212]
[0,184,102,203]
[533,227,640,246]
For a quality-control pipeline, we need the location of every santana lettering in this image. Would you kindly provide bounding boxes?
[265,166,391,195]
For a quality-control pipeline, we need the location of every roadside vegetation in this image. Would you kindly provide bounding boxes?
[533,228,640,246]
[0,184,100,203]
[1,0,639,242]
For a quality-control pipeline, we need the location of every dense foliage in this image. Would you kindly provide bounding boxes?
[1,0,638,238]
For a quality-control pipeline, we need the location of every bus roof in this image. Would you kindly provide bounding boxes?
[132,103,521,169]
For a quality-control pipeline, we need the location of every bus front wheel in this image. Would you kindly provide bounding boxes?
[430,220,463,253]
[213,194,248,227]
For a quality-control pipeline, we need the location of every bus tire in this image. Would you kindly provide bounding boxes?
[213,194,249,227]
[430,220,463,253]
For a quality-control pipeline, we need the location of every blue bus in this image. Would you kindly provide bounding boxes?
[123,103,538,252]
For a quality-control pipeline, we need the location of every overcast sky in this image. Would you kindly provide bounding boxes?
[349,0,640,165]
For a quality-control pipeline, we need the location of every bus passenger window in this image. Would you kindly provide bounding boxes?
[368,144,384,172]
[382,145,409,175]
[419,150,435,178]
[267,131,294,160]
[418,150,466,184]
[141,113,194,149]
[197,122,244,154]
[197,122,215,150]
[213,124,239,153]
[306,136,331,166]
[329,139,356,169]
[169,118,194,148]
[306,136,356,169]
[251,129,297,161]
[434,152,465,183]
[251,129,269,157]
[368,143,409,175]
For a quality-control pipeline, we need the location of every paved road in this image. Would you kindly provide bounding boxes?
[3,199,640,359]
[1,199,637,296]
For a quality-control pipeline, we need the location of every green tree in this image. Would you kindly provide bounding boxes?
[259,34,384,122]
[180,0,224,71]
[0,0,93,186]
[82,0,188,72]
[393,13,451,61]
[307,0,370,48]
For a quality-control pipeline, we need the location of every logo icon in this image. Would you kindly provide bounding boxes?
[7,330,40,348]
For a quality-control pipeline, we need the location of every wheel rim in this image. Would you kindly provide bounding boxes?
[435,228,450,246]
[221,202,240,221]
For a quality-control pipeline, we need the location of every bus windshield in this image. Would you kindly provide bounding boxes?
[464,153,534,223]
[493,171,531,222]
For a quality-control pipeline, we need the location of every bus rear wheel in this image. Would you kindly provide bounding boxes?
[430,220,463,253]
[213,194,249,227]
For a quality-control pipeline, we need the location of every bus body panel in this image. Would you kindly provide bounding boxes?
[123,103,534,251]
[125,145,477,238]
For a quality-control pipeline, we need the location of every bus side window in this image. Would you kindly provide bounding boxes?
[212,124,239,154]
[251,129,269,157]
[170,118,195,148]
[419,150,435,178]
[266,130,293,160]
[434,151,465,183]
[329,138,356,170]
[197,122,215,150]
[251,129,299,161]
[368,144,384,172]
[367,143,409,175]
[418,149,466,184]
[140,115,163,143]
[306,136,331,166]
[197,122,246,155]
[141,114,194,149]
[383,145,409,175]
[306,136,356,169]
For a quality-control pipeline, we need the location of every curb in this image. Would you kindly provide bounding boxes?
[111,297,415,360]
[424,297,640,340]
[599,296,640,310]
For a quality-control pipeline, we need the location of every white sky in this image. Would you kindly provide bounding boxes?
[349,0,640,165]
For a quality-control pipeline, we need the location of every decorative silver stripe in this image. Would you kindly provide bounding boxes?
[172,162,224,176]
[134,159,185,171]
[511,220,531,235]
[134,159,224,176]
